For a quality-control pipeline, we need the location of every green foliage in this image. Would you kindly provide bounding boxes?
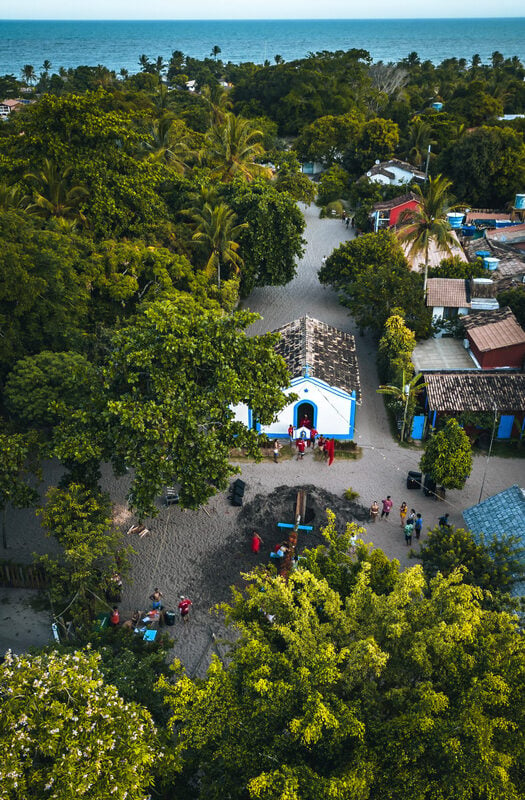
[420,418,473,489]
[0,649,156,799]
[0,430,40,549]
[160,532,525,800]
[497,287,525,328]
[53,300,291,517]
[415,524,525,603]
[294,112,362,166]
[320,231,432,336]
[272,151,316,204]
[437,125,525,207]
[343,487,360,501]
[5,351,96,430]
[225,178,305,295]
[377,313,416,383]
[343,116,400,176]
[316,164,349,205]
[429,255,486,279]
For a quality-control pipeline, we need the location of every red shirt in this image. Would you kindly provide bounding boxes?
[297,440,306,453]
[251,534,261,553]
[178,599,192,616]
[110,609,120,625]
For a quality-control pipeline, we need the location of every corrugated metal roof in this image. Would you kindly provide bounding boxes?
[273,316,361,403]
[424,372,525,412]
[426,278,469,308]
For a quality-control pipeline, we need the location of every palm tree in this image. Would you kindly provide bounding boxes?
[188,201,247,288]
[40,59,52,76]
[377,371,425,442]
[0,181,24,212]
[21,64,36,86]
[274,55,284,64]
[201,84,232,126]
[138,54,151,73]
[24,159,88,223]
[204,114,271,183]
[153,56,167,77]
[140,116,189,172]
[119,68,129,80]
[396,175,458,294]
[406,116,436,168]
[210,45,221,60]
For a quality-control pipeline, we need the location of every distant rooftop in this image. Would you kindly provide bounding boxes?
[273,316,361,402]
[372,192,420,212]
[463,307,525,353]
[424,372,525,412]
[426,278,469,308]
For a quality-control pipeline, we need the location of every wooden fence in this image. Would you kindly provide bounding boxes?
[0,561,49,589]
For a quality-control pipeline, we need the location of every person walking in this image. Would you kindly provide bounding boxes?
[321,255,327,267]
[414,513,423,540]
[273,440,281,463]
[381,496,393,519]
[345,216,350,229]
[251,531,263,554]
[288,424,294,445]
[404,521,413,547]
[296,439,306,460]
[109,606,120,627]
[369,500,379,522]
[349,533,357,555]
[399,501,408,528]
[178,595,193,622]
[439,513,451,529]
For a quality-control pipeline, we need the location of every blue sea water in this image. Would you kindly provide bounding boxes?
[1,18,525,77]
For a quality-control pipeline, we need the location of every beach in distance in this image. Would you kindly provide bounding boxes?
[1,17,525,75]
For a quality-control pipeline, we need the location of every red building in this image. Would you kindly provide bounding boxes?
[463,308,525,369]
[371,192,421,231]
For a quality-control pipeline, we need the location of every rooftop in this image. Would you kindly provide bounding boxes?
[372,192,420,212]
[463,307,525,352]
[486,222,525,245]
[426,278,469,308]
[273,316,361,403]
[424,372,525,412]
[464,210,511,223]
[412,337,477,372]
[365,159,425,180]
[402,231,467,272]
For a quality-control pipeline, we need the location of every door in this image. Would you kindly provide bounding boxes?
[295,401,316,430]
[411,415,426,440]
[497,415,514,439]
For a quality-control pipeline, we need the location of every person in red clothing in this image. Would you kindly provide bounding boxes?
[109,606,120,627]
[178,596,193,621]
[310,427,317,448]
[251,531,263,553]
[296,439,306,459]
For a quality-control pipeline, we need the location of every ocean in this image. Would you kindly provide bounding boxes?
[1,18,525,77]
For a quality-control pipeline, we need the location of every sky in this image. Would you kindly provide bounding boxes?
[1,1,524,19]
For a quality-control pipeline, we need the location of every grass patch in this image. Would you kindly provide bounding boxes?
[314,441,362,461]
[229,444,294,463]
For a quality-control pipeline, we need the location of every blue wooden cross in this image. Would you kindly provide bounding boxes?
[277,522,313,531]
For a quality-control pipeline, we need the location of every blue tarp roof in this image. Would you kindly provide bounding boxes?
[463,484,525,596]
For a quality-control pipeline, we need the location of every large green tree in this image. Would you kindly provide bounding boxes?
[161,520,525,800]
[0,431,40,549]
[0,649,156,799]
[420,417,473,489]
[53,299,291,516]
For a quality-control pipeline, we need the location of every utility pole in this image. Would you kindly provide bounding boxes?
[424,144,432,181]
[478,406,498,504]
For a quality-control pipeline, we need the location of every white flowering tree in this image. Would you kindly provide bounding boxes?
[0,648,157,799]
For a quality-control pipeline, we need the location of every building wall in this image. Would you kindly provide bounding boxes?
[468,339,525,369]
[233,376,357,440]
[389,199,420,226]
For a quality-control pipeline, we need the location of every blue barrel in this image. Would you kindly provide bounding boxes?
[483,257,500,271]
[431,101,443,111]
[515,194,525,209]
[476,250,491,257]
[447,212,464,229]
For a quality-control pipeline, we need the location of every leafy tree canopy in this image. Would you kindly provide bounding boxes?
[0,649,156,800]
[420,418,473,489]
[429,254,486,279]
[497,287,525,328]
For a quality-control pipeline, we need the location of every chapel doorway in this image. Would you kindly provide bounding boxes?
[296,401,315,429]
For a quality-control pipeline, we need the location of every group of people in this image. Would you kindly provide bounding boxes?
[108,586,193,628]
[368,497,424,545]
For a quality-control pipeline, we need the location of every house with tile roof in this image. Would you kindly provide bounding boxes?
[402,230,468,273]
[233,317,361,440]
[426,277,499,337]
[463,485,525,597]
[463,307,525,369]
[423,372,525,439]
[362,159,425,186]
[370,192,421,231]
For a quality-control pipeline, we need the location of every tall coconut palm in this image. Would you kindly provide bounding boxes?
[210,45,221,60]
[21,64,36,86]
[204,114,272,183]
[140,116,189,172]
[377,371,425,442]
[188,201,247,288]
[138,54,152,73]
[24,160,88,223]
[406,116,436,168]
[153,56,167,77]
[201,84,232,126]
[0,181,24,212]
[396,175,458,294]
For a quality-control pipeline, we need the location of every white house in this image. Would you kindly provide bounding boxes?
[234,316,361,440]
[363,158,425,186]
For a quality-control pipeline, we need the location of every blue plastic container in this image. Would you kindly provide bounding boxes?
[515,194,525,209]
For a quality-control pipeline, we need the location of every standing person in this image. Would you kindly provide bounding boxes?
[349,533,357,555]
[109,606,120,627]
[369,500,379,523]
[178,595,192,622]
[381,496,393,519]
[439,513,451,529]
[310,427,317,448]
[345,216,350,229]
[150,588,163,610]
[317,434,325,451]
[414,513,423,540]
[342,210,347,223]
[251,531,263,554]
[321,255,327,267]
[273,440,280,463]
[404,521,413,547]
[296,439,306,460]
[399,501,408,528]
[288,424,294,445]
[407,508,416,527]
[327,438,335,466]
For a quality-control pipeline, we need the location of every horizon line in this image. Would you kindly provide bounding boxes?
[2,15,525,22]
